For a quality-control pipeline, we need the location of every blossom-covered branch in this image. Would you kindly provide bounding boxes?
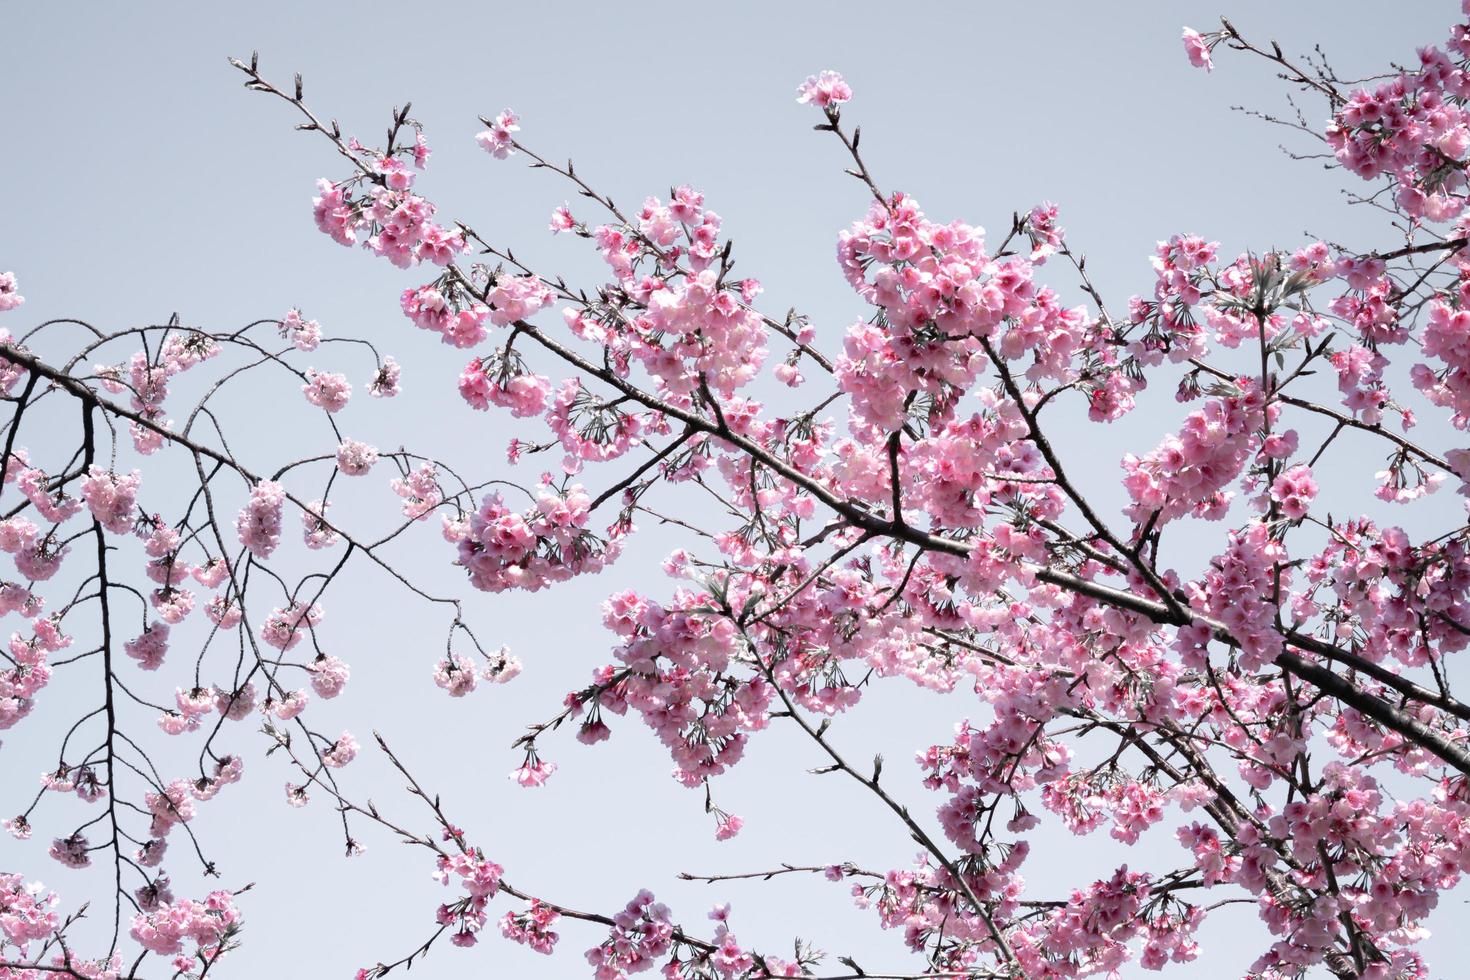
[212,13,1470,977]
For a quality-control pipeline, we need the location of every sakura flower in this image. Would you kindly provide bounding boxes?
[1269,463,1318,520]
[49,833,91,868]
[0,272,23,311]
[302,368,351,412]
[335,438,379,476]
[713,811,744,841]
[80,467,140,534]
[434,653,479,697]
[475,109,520,159]
[483,647,522,684]
[510,752,556,787]
[796,70,852,108]
[302,499,339,549]
[235,480,285,558]
[1182,27,1214,72]
[322,731,359,768]
[279,308,322,351]
[549,204,575,234]
[367,355,401,397]
[307,654,350,699]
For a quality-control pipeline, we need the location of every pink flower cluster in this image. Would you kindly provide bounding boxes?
[367,355,401,397]
[312,176,466,268]
[451,485,618,593]
[538,191,772,414]
[307,653,350,698]
[499,899,560,954]
[260,601,322,652]
[48,832,90,868]
[1,616,69,731]
[1187,523,1287,670]
[834,192,1088,431]
[235,480,285,558]
[595,591,773,787]
[0,272,23,312]
[80,467,140,534]
[335,438,379,476]
[584,890,673,980]
[510,751,557,788]
[302,368,352,412]
[1269,463,1318,520]
[1416,298,1470,428]
[1012,866,1195,976]
[432,648,521,697]
[392,463,443,520]
[1331,343,1391,424]
[433,848,503,947]
[124,622,170,671]
[1121,381,1266,526]
[1327,36,1470,220]
[128,890,241,958]
[1129,234,1218,365]
[458,354,552,418]
[0,873,59,948]
[279,308,322,351]
[401,284,489,348]
[302,499,339,549]
[487,274,554,326]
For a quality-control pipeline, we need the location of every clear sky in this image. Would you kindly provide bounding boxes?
[1,2,1463,978]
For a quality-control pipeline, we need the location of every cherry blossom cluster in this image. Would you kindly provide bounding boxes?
[448,483,619,593]
[1327,39,1470,221]
[129,889,243,962]
[499,899,560,955]
[583,890,674,980]
[312,154,468,268]
[427,837,505,948]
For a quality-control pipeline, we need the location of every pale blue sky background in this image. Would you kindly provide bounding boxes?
[1,2,1465,978]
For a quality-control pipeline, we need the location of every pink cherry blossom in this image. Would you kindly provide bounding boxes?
[280,308,322,351]
[1182,28,1213,71]
[335,438,379,476]
[302,368,352,412]
[475,109,520,159]
[235,480,285,558]
[0,272,24,311]
[795,70,852,108]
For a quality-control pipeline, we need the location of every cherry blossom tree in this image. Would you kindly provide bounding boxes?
[5,8,1470,980]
